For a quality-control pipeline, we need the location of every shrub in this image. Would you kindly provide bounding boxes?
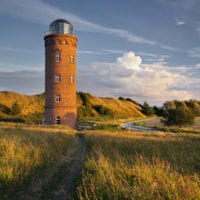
[78,92,91,107]
[93,105,114,116]
[118,97,125,100]
[163,107,194,127]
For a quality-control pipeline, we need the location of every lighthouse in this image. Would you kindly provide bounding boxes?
[44,19,78,128]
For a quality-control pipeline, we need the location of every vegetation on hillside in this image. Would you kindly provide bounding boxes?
[77,92,144,121]
[0,91,44,124]
[77,130,200,200]
[0,91,144,124]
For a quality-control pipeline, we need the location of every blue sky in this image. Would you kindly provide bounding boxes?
[0,0,199,105]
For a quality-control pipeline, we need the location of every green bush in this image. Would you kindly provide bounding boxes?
[163,108,194,127]
[93,105,114,116]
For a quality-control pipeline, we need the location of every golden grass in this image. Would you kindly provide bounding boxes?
[0,91,44,115]
[77,130,200,200]
[89,96,144,119]
[0,125,75,200]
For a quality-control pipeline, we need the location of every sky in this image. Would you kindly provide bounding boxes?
[0,0,199,105]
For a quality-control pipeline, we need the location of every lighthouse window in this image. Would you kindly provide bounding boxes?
[55,74,61,83]
[55,94,61,102]
[56,53,61,62]
[55,116,61,124]
[70,75,74,84]
[70,55,74,63]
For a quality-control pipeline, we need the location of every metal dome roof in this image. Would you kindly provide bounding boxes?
[45,19,73,36]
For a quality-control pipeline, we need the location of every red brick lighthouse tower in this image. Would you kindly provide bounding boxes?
[44,19,78,128]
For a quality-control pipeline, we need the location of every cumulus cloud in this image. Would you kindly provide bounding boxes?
[78,51,199,105]
[117,52,142,70]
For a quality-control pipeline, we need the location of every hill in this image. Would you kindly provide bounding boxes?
[0,91,144,124]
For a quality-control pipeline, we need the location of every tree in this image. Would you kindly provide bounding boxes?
[163,107,194,127]
[141,102,154,116]
[153,106,164,116]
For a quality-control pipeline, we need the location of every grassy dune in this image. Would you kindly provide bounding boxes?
[89,96,143,119]
[0,91,144,123]
[0,125,75,200]
[78,131,200,200]
[0,91,44,115]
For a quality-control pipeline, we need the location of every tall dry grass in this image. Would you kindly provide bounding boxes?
[0,126,75,200]
[77,131,200,200]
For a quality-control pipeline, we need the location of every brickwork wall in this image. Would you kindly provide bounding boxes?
[44,34,78,128]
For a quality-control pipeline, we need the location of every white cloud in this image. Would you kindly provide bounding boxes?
[117,52,142,70]
[175,19,185,26]
[0,0,178,51]
[78,51,199,105]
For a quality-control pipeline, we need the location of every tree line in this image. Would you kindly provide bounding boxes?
[141,100,200,127]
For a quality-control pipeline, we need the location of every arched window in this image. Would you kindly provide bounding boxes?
[55,94,61,102]
[56,53,61,62]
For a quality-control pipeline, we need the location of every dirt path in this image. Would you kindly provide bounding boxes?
[121,118,158,132]
[19,134,86,200]
[52,134,86,200]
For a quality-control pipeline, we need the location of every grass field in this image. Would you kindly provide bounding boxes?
[77,130,200,200]
[0,125,75,200]
[1,123,200,199]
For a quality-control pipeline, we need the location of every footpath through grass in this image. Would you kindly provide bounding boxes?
[77,130,200,200]
[0,125,75,200]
